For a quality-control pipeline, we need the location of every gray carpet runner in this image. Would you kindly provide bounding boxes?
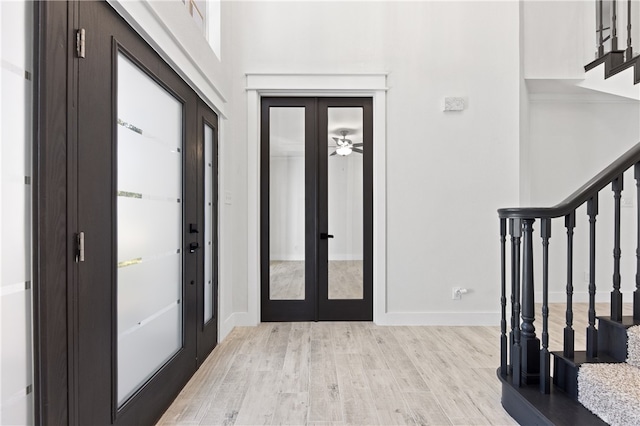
[578,325,640,426]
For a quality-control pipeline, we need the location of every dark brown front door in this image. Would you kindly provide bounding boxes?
[260,97,373,322]
[73,2,217,424]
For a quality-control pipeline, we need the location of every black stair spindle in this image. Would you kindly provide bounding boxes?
[500,218,508,376]
[612,0,619,50]
[510,218,522,386]
[521,219,540,385]
[611,175,624,321]
[627,0,633,60]
[635,163,640,321]
[587,195,599,359]
[598,0,605,57]
[540,218,551,394]
[564,211,576,358]
[509,219,518,374]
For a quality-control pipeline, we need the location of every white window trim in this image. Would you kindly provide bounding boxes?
[245,73,388,325]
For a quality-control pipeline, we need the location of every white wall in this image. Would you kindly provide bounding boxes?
[226,1,521,322]
[0,1,34,423]
[526,97,640,303]
[522,0,594,80]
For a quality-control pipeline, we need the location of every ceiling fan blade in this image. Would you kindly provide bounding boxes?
[330,151,337,156]
[352,143,364,147]
[332,137,340,143]
[352,148,364,154]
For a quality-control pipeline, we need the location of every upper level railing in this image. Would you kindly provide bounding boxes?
[498,141,640,393]
[595,0,639,61]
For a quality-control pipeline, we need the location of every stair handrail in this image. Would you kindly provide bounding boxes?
[499,141,640,219]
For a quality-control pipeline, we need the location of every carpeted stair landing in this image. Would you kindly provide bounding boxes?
[578,325,640,426]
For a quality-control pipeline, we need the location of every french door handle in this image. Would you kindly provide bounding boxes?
[320,233,334,240]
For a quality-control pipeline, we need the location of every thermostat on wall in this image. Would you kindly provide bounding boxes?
[444,97,465,111]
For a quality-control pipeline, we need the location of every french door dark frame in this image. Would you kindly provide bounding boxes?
[260,97,373,322]
[33,1,218,424]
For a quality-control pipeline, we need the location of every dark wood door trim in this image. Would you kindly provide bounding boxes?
[33,1,74,424]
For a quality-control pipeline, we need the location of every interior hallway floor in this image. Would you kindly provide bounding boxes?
[157,321,516,425]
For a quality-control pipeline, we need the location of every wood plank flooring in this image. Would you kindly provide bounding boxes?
[157,322,515,425]
[157,303,630,425]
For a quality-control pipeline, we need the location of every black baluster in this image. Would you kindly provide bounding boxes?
[598,0,605,57]
[635,163,640,321]
[627,0,633,60]
[521,219,540,385]
[564,211,576,358]
[511,218,522,386]
[587,195,599,359]
[509,219,518,374]
[612,0,619,50]
[540,218,551,394]
[612,175,623,321]
[500,218,508,376]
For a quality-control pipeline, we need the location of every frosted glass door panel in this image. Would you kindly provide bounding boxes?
[116,52,183,407]
[1,1,34,424]
[117,196,181,263]
[269,107,306,300]
[327,108,364,300]
[204,124,214,323]
[117,301,181,405]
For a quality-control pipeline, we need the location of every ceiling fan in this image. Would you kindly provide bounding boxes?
[329,130,363,156]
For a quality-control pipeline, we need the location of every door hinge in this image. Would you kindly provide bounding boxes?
[76,232,85,262]
[76,28,86,59]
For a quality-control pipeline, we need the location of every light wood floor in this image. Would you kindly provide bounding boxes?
[157,303,631,425]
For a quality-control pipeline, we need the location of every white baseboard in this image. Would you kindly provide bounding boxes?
[219,311,259,342]
[375,311,500,326]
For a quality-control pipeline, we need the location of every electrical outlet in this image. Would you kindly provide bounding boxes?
[452,287,462,300]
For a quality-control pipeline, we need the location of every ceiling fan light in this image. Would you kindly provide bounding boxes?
[336,146,352,156]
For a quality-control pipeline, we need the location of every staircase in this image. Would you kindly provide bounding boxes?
[497,142,640,425]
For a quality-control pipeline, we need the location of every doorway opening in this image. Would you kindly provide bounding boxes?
[260,97,373,321]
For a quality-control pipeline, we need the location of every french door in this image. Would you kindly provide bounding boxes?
[48,1,219,424]
[260,97,373,322]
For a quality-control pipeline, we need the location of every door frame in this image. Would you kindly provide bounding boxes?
[246,73,388,327]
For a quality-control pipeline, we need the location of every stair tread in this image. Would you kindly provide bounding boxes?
[598,315,640,329]
[552,350,621,367]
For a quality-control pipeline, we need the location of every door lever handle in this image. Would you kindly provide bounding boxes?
[320,233,334,240]
[189,242,200,253]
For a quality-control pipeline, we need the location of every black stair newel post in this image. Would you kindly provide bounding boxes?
[540,218,551,394]
[587,195,599,359]
[521,219,540,385]
[500,218,508,376]
[510,218,522,386]
[612,175,624,321]
[635,163,640,321]
[564,212,576,358]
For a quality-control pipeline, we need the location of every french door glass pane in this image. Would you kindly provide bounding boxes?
[327,108,364,300]
[1,1,34,423]
[116,53,183,407]
[269,107,305,300]
[204,123,214,323]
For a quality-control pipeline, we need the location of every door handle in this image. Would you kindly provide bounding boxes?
[320,233,334,240]
[189,242,200,253]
